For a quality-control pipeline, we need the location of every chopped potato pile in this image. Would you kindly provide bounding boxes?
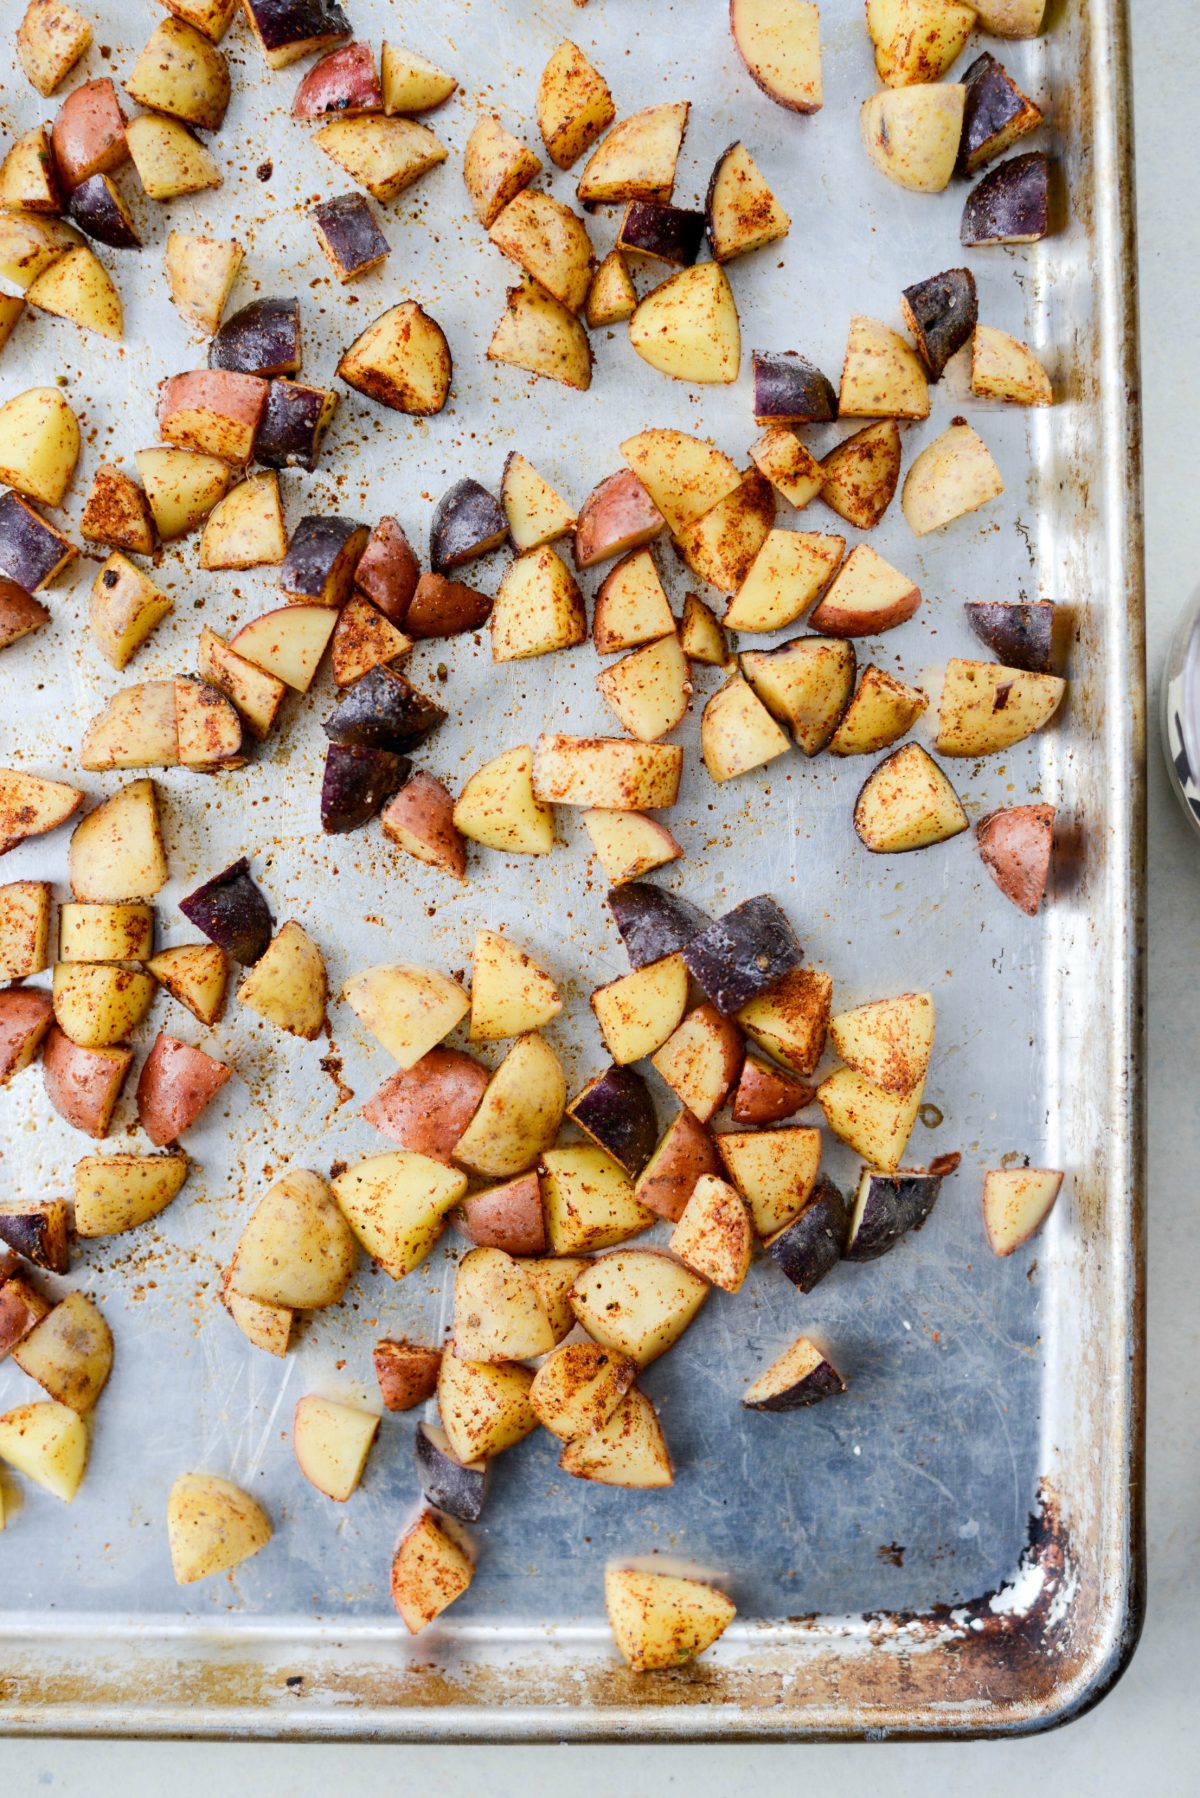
[0,0,1066,1671]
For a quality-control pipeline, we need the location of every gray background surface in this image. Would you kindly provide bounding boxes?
[2,0,1195,1788]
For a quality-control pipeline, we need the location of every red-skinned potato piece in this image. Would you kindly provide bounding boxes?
[575,470,664,571]
[0,581,50,650]
[42,1024,132,1136]
[380,771,466,879]
[457,1173,546,1256]
[354,516,419,625]
[374,1338,442,1411]
[292,41,382,116]
[158,370,268,467]
[0,987,54,1086]
[731,1053,815,1124]
[52,78,128,190]
[362,1048,489,1162]
[405,572,492,638]
[976,803,1054,915]
[136,1031,232,1146]
[633,1107,720,1222]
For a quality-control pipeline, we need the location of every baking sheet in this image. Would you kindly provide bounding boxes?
[0,0,1144,1738]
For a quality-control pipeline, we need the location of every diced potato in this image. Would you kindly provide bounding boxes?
[163,0,239,43]
[229,1169,356,1309]
[501,452,575,551]
[0,880,53,981]
[715,1125,822,1236]
[469,930,561,1041]
[11,1292,112,1413]
[828,663,926,756]
[454,744,555,856]
[808,543,920,638]
[26,245,122,341]
[729,0,822,114]
[342,962,468,1068]
[867,0,976,86]
[17,0,93,96]
[532,735,683,810]
[749,426,823,509]
[701,676,790,782]
[651,1001,743,1122]
[292,1394,379,1500]
[586,249,637,327]
[724,529,844,633]
[68,778,168,903]
[629,263,740,385]
[237,921,327,1039]
[381,43,457,113]
[561,1387,673,1488]
[74,1150,188,1236]
[126,114,221,200]
[542,1144,654,1255]
[596,633,691,743]
[860,83,965,192]
[0,126,61,214]
[332,1152,466,1278]
[592,954,689,1065]
[530,1341,637,1442]
[487,279,593,391]
[901,421,1004,534]
[0,1400,88,1502]
[79,465,156,556]
[125,18,231,130]
[489,189,595,315]
[463,116,541,229]
[538,39,614,168]
[0,213,82,293]
[740,634,855,755]
[829,991,934,1093]
[675,468,775,589]
[490,546,587,663]
[147,942,228,1025]
[852,742,969,852]
[451,1247,556,1361]
[52,962,155,1048]
[817,1066,923,1172]
[970,324,1053,406]
[0,768,81,857]
[839,315,930,419]
[80,680,178,772]
[669,1173,752,1291]
[736,966,831,1075]
[165,231,243,336]
[452,1034,566,1178]
[198,630,287,741]
[199,472,287,569]
[135,447,232,540]
[525,1256,589,1343]
[582,809,681,885]
[391,1509,474,1634]
[680,593,730,667]
[0,387,80,508]
[592,550,675,655]
[338,300,452,415]
[167,1473,271,1583]
[819,419,902,529]
[437,1351,537,1462]
[315,116,446,202]
[982,1166,1064,1255]
[935,659,1065,756]
[569,1250,709,1366]
[229,604,336,693]
[577,102,689,205]
[620,429,741,536]
[705,140,790,261]
[89,553,172,670]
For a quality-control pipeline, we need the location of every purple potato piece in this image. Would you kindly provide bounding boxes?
[899,267,977,382]
[961,152,1051,246]
[254,379,337,470]
[0,492,76,591]
[415,1422,489,1522]
[844,1152,961,1263]
[67,174,141,249]
[180,858,274,965]
[354,516,420,625]
[429,478,508,574]
[311,193,390,282]
[743,1346,846,1412]
[683,895,802,1016]
[764,1177,848,1293]
[210,299,302,377]
[242,0,351,62]
[322,664,447,752]
[320,743,410,833]
[607,881,710,970]
[957,53,1043,178]
[567,1064,657,1178]
[617,200,705,267]
[0,1202,69,1274]
[752,351,837,425]
[964,600,1054,674]
[280,514,368,606]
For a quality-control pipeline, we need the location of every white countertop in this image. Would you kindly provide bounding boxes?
[3,3,1197,1791]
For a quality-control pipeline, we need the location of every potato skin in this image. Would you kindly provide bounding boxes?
[354,516,419,624]
[961,150,1050,245]
[900,267,977,380]
[373,1338,442,1410]
[180,857,274,964]
[51,78,127,189]
[0,988,54,1086]
[362,1049,490,1162]
[405,572,492,639]
[457,1173,546,1256]
[136,1031,232,1145]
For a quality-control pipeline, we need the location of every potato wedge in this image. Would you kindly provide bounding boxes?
[983,1166,1064,1255]
[135,447,232,539]
[577,102,689,206]
[314,116,446,202]
[675,468,775,590]
[532,735,683,810]
[391,1510,474,1634]
[705,140,790,262]
[125,18,231,130]
[26,244,122,341]
[126,114,221,200]
[901,421,1004,534]
[488,189,595,314]
[437,1351,537,1462]
[148,942,227,1025]
[729,0,822,113]
[453,744,555,855]
[469,930,561,1040]
[819,419,902,529]
[89,553,172,670]
[74,1150,189,1236]
[736,966,831,1075]
[538,40,614,169]
[651,1001,744,1121]
[629,263,740,385]
[817,1066,923,1172]
[293,1394,379,1500]
[561,1386,673,1488]
[343,962,468,1068]
[593,550,675,654]
[452,1033,566,1178]
[853,742,968,852]
[861,83,965,192]
[586,249,638,327]
[970,324,1053,406]
[725,529,844,634]
[741,635,856,755]
[569,1250,708,1366]
[597,633,691,743]
[808,544,921,637]
[463,116,541,228]
[715,1125,822,1235]
[52,962,154,1048]
[0,880,52,981]
[18,0,92,96]
[828,663,926,755]
[829,991,934,1094]
[701,676,790,783]
[229,1169,355,1308]
[338,300,451,415]
[749,426,823,510]
[542,1145,654,1255]
[606,1565,734,1668]
[491,546,587,663]
[0,387,79,508]
[80,466,156,557]
[582,809,681,885]
[502,452,575,551]
[381,43,456,113]
[452,1246,556,1361]
[532,1341,637,1442]
[0,1400,88,1502]
[592,953,690,1065]
[42,1027,130,1135]
[167,1473,271,1583]
[620,429,741,537]
[0,767,82,856]
[488,280,592,391]
[670,1174,752,1292]
[867,0,975,85]
[935,658,1065,756]
[839,315,929,420]
[165,231,243,335]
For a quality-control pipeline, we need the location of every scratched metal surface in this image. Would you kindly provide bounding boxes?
[0,0,1143,1740]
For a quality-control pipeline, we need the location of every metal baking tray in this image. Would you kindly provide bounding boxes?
[0,0,1144,1741]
